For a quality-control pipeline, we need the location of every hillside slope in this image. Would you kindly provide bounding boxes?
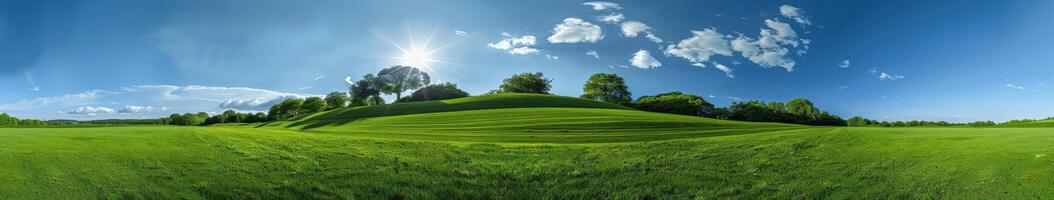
[254,93,802,142]
[998,119,1054,127]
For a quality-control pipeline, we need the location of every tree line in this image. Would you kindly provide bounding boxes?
[846,116,1054,127]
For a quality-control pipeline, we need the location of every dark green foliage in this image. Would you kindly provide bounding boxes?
[378,65,430,100]
[580,73,632,105]
[395,82,469,103]
[497,72,552,94]
[349,74,386,106]
[324,92,349,110]
[726,99,845,126]
[201,110,269,125]
[302,97,327,113]
[0,113,19,125]
[633,91,715,117]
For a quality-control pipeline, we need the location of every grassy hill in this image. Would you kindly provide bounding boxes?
[998,119,1054,127]
[4,94,1054,199]
[252,93,800,143]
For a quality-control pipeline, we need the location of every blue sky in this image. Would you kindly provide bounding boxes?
[1,0,1052,122]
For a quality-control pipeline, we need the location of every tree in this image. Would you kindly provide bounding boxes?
[222,110,238,123]
[302,97,327,113]
[324,92,349,110]
[378,65,430,101]
[276,98,304,119]
[634,91,715,117]
[786,98,818,120]
[0,113,19,125]
[580,73,632,105]
[350,74,385,106]
[847,116,868,127]
[498,72,552,94]
[396,82,469,102]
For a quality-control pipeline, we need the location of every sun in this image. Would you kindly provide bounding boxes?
[399,48,434,69]
[376,25,463,79]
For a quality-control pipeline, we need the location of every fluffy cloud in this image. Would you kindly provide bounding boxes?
[727,19,802,71]
[839,60,851,68]
[664,29,733,63]
[620,21,650,37]
[582,1,622,11]
[691,63,707,68]
[629,50,662,69]
[619,21,662,43]
[454,30,468,37]
[117,105,167,114]
[779,5,811,25]
[586,50,600,59]
[219,95,301,111]
[714,63,735,78]
[488,33,540,55]
[67,106,115,116]
[598,12,624,23]
[547,18,604,44]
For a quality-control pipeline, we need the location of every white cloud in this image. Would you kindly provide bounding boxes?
[619,21,662,43]
[586,50,600,59]
[545,54,559,60]
[488,33,540,55]
[620,21,650,37]
[454,30,468,37]
[839,60,851,68]
[630,50,661,69]
[837,85,850,90]
[67,106,115,116]
[508,47,541,55]
[598,12,625,23]
[665,29,733,63]
[219,95,301,111]
[727,19,802,71]
[27,87,40,92]
[1006,83,1027,90]
[298,87,314,91]
[713,63,735,78]
[692,63,706,68]
[869,67,904,80]
[313,74,327,80]
[117,105,167,114]
[779,5,812,25]
[582,1,622,11]
[547,18,604,44]
[878,73,904,80]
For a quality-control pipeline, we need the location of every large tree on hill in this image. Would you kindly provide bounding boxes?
[634,91,715,117]
[301,97,327,113]
[349,74,386,106]
[498,72,552,94]
[580,73,632,105]
[397,82,469,102]
[378,65,430,101]
[324,92,349,110]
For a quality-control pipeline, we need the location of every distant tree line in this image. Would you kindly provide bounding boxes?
[846,116,1054,127]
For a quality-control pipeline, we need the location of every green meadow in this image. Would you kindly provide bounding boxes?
[3,94,1054,199]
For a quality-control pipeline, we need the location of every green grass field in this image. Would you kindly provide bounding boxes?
[2,94,1053,199]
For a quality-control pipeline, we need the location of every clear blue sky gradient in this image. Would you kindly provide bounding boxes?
[1,0,1052,122]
